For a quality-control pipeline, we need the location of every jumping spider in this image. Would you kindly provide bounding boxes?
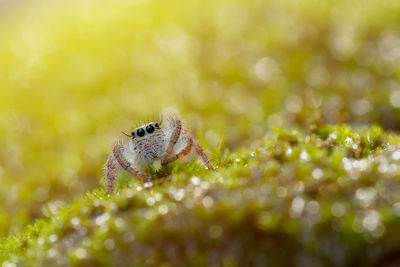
[106,114,213,193]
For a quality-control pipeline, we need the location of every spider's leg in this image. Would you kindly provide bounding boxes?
[106,154,118,193]
[162,127,214,170]
[192,138,213,170]
[162,116,182,163]
[182,129,213,170]
[161,134,193,166]
[112,143,150,185]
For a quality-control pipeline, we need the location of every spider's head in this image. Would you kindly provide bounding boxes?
[122,121,162,140]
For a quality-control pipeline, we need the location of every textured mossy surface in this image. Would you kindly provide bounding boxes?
[3,125,400,266]
[3,0,400,237]
[3,0,400,265]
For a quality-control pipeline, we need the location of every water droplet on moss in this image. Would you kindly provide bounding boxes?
[95,212,110,226]
[300,150,310,161]
[125,189,134,198]
[75,247,87,259]
[104,239,115,251]
[123,232,135,243]
[48,234,58,243]
[191,176,201,186]
[290,197,305,218]
[201,182,210,190]
[306,201,320,215]
[115,218,125,229]
[37,237,44,245]
[47,248,57,258]
[362,210,380,232]
[71,217,80,227]
[312,168,323,180]
[146,197,155,206]
[209,225,222,239]
[154,193,162,201]
[174,189,185,201]
[331,203,346,217]
[202,196,214,208]
[355,188,376,208]
[191,186,202,198]
[144,182,153,188]
[158,204,169,215]
[392,150,400,160]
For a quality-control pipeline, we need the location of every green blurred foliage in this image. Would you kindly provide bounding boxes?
[1,0,400,239]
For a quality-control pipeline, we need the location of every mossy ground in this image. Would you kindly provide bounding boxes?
[3,125,400,266]
[3,0,400,266]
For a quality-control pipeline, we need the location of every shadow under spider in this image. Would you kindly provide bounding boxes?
[146,164,176,184]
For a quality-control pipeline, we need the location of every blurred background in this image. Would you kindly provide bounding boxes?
[1,0,400,236]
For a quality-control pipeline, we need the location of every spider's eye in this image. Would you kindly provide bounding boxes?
[131,131,136,137]
[155,123,159,128]
[137,128,145,137]
[146,124,155,134]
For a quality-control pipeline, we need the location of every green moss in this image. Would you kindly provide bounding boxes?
[2,125,400,266]
[2,0,400,265]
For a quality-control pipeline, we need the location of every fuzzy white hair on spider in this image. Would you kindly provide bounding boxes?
[105,114,213,193]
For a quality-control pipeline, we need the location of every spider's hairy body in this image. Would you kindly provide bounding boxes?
[105,114,212,193]
[125,127,166,166]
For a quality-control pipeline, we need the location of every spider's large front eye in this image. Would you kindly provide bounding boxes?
[137,128,145,137]
[146,124,154,134]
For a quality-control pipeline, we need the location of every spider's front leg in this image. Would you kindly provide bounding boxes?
[187,130,214,170]
[106,154,119,193]
[161,116,213,170]
[161,129,193,165]
[106,143,150,193]
[162,116,182,163]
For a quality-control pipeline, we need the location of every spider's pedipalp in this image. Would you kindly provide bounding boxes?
[121,131,132,138]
